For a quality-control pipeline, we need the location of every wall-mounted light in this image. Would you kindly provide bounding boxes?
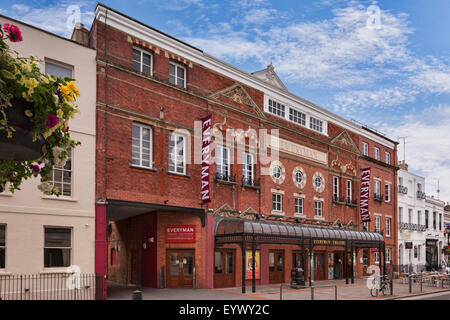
[148,237,154,243]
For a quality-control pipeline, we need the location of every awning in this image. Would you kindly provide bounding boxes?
[106,199,206,226]
[215,217,384,248]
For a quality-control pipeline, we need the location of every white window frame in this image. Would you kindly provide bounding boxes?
[375,251,380,264]
[272,193,282,212]
[132,123,153,169]
[168,132,187,175]
[386,217,391,237]
[346,180,352,202]
[49,147,73,197]
[386,248,392,263]
[333,176,339,200]
[375,215,381,233]
[399,207,403,223]
[309,116,323,133]
[289,108,306,126]
[216,145,231,178]
[242,152,254,184]
[295,198,303,215]
[169,61,186,88]
[362,142,368,156]
[314,201,323,217]
[385,183,391,202]
[374,147,380,160]
[374,180,381,196]
[315,176,322,189]
[268,99,285,118]
[132,47,153,76]
[385,152,391,164]
[0,224,5,269]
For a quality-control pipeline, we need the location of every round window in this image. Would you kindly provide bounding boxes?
[315,177,322,188]
[273,166,282,179]
[295,171,303,184]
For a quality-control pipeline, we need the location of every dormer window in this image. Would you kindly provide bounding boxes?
[310,117,323,133]
[268,99,285,118]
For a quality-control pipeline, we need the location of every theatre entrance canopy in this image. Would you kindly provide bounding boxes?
[214,217,386,293]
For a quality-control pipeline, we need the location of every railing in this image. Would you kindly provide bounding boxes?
[215,173,236,183]
[399,222,426,232]
[374,194,384,202]
[241,176,260,189]
[398,185,408,194]
[280,283,338,300]
[332,195,345,204]
[416,191,426,199]
[0,273,100,300]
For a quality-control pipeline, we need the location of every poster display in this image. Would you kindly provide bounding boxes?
[245,250,260,280]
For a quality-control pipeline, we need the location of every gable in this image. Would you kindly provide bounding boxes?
[330,130,360,153]
[208,83,266,118]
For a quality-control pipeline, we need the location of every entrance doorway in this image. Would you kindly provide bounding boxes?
[166,249,195,288]
[269,250,284,283]
[333,252,343,279]
[313,251,326,280]
[214,249,235,288]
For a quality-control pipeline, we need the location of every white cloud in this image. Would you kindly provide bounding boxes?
[11,4,30,14]
[333,87,418,113]
[3,1,95,38]
[380,104,450,202]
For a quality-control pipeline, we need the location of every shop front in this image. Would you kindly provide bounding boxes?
[426,239,439,271]
[214,216,386,293]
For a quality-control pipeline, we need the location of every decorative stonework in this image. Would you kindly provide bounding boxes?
[330,130,360,153]
[292,166,307,189]
[270,160,286,185]
[266,135,328,165]
[208,83,266,118]
[312,171,325,193]
[344,162,356,176]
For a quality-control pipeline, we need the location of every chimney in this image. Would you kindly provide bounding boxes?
[71,22,89,46]
[398,160,408,171]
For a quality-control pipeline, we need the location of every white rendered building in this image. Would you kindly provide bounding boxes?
[425,196,446,271]
[397,162,427,273]
[0,16,96,276]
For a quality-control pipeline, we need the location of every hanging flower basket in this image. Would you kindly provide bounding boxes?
[0,23,81,196]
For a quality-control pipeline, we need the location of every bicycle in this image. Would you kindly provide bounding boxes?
[370,275,391,297]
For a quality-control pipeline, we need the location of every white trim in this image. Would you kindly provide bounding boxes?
[168,132,187,175]
[132,46,153,76]
[95,5,395,149]
[270,189,285,195]
[132,122,153,169]
[169,61,186,88]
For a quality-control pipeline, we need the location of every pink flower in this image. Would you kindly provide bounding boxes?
[45,114,59,128]
[3,23,23,42]
[29,164,41,176]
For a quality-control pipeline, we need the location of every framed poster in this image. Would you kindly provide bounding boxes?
[245,250,260,280]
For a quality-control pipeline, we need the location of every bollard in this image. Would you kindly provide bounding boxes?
[132,290,142,300]
[311,287,314,300]
[408,275,412,293]
[335,286,337,300]
[420,276,423,292]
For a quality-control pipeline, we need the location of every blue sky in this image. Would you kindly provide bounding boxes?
[1,0,449,201]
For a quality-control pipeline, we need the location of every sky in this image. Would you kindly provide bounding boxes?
[1,0,449,202]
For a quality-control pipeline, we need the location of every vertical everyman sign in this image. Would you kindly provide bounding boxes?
[201,115,212,203]
[360,168,371,222]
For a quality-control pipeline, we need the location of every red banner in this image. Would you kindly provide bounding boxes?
[201,115,212,203]
[165,225,196,243]
[360,167,371,223]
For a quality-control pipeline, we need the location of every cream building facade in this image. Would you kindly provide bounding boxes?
[0,16,96,275]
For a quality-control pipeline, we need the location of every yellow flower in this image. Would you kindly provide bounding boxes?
[7,131,12,138]
[56,109,64,119]
[40,75,50,84]
[24,78,38,90]
[22,92,28,99]
[0,119,6,126]
[25,110,33,117]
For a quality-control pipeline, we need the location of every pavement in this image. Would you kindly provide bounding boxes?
[106,278,450,300]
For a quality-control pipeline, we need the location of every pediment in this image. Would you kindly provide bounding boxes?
[208,83,266,118]
[330,130,360,153]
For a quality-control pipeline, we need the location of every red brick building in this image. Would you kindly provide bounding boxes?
[85,4,398,296]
